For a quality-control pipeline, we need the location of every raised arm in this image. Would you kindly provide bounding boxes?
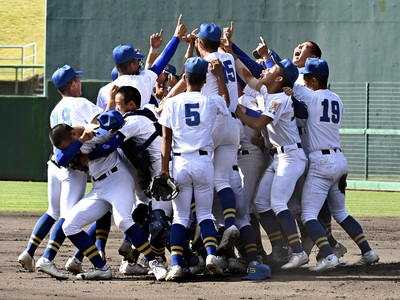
[145,29,164,69]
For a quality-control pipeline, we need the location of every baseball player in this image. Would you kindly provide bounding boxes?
[196,23,241,254]
[224,32,311,269]
[17,65,107,279]
[158,57,229,281]
[51,115,171,280]
[288,58,379,271]
[97,15,187,110]
[106,85,174,274]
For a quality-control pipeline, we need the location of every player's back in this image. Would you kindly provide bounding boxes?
[161,91,228,154]
[294,86,343,152]
[50,96,102,127]
[202,52,238,113]
[97,70,158,110]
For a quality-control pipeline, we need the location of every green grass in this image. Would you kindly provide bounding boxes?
[0,0,45,80]
[0,181,399,217]
[0,181,91,212]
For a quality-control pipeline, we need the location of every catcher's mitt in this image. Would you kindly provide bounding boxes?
[147,175,180,201]
[68,151,89,172]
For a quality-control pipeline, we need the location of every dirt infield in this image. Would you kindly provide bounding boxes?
[1,212,399,299]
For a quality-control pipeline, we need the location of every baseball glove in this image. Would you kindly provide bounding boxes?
[147,175,180,201]
[68,151,89,172]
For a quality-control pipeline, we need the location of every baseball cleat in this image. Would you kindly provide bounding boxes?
[227,257,247,274]
[309,255,339,272]
[76,266,112,280]
[333,243,347,259]
[216,225,240,256]
[36,257,68,280]
[119,259,148,275]
[266,245,291,268]
[189,255,205,275]
[353,250,379,266]
[206,255,224,275]
[18,251,36,272]
[165,265,183,281]
[118,239,135,263]
[281,251,309,269]
[149,259,168,280]
[65,256,84,274]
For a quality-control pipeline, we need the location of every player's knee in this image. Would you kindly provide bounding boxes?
[62,218,81,236]
[46,209,60,221]
[331,211,349,224]
[214,179,230,192]
[271,202,287,215]
[149,209,171,239]
[116,218,134,233]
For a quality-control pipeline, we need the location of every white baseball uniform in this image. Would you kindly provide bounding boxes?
[96,70,158,110]
[253,86,307,215]
[117,105,172,216]
[158,91,229,227]
[201,52,241,192]
[292,86,349,224]
[237,86,270,219]
[62,130,137,236]
[48,97,103,220]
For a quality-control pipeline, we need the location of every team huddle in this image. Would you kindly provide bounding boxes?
[17,15,379,281]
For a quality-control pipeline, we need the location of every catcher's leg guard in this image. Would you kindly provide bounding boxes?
[149,209,171,249]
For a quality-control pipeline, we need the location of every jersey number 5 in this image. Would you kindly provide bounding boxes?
[185,103,200,126]
[320,99,340,124]
[222,61,235,84]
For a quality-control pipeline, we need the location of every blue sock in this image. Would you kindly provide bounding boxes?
[74,222,97,262]
[217,188,236,229]
[258,210,285,248]
[239,225,258,262]
[340,216,371,255]
[43,218,66,261]
[170,224,186,266]
[68,231,105,269]
[199,219,217,256]
[26,213,55,257]
[276,210,302,253]
[305,219,333,258]
[125,224,155,262]
[95,212,111,253]
[318,201,338,247]
[151,236,166,257]
[250,213,266,255]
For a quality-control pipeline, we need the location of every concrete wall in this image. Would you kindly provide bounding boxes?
[46,0,399,83]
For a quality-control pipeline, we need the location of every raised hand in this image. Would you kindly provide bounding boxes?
[174,14,187,40]
[223,21,234,41]
[150,29,164,50]
[256,36,270,60]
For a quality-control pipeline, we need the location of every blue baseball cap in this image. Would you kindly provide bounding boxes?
[270,53,299,88]
[113,44,145,64]
[164,64,176,76]
[199,23,221,42]
[111,67,118,81]
[52,65,83,88]
[243,264,271,280]
[299,58,329,76]
[97,109,124,132]
[185,57,209,75]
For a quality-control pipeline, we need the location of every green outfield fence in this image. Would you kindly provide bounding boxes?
[0,80,399,191]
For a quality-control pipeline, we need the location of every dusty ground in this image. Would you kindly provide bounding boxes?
[0,212,399,300]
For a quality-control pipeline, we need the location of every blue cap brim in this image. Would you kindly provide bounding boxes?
[298,67,307,74]
[75,71,84,76]
[133,53,145,59]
